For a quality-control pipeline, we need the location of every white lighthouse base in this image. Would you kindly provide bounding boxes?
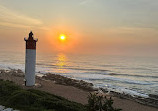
[25,49,36,86]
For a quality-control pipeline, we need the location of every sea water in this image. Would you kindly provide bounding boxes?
[0,51,158,98]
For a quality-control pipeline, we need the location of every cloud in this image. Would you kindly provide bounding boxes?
[102,27,158,37]
[0,5,43,28]
[79,0,93,5]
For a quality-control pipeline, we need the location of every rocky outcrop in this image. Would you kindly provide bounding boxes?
[42,73,97,91]
[0,69,24,77]
[100,88,158,108]
[0,105,20,111]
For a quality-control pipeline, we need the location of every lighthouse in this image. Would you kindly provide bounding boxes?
[24,31,38,86]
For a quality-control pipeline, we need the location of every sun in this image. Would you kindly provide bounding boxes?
[60,34,66,41]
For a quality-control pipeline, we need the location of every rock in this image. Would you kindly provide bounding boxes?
[0,105,5,110]
[0,70,5,74]
[99,88,109,93]
[149,94,158,99]
[89,83,93,86]
[42,73,95,91]
[93,88,99,91]
[17,69,23,73]
[3,108,13,111]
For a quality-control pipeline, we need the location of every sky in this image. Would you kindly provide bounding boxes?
[0,0,158,56]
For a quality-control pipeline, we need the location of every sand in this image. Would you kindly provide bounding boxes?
[0,70,157,111]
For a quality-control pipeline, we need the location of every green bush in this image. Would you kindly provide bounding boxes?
[0,79,122,111]
[7,90,40,106]
[87,93,122,111]
[0,79,86,111]
[0,79,21,101]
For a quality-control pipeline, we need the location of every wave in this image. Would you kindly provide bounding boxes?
[103,85,149,98]
[43,66,109,72]
[115,67,153,71]
[37,63,158,79]
[88,76,153,85]
[89,71,158,79]
[67,67,108,72]
[107,73,158,79]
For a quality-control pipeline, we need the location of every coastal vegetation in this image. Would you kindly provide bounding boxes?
[0,79,120,111]
[0,79,86,111]
[87,93,121,111]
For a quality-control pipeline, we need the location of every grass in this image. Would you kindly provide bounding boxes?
[0,79,86,111]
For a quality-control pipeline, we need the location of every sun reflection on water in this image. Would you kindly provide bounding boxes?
[56,53,67,69]
[55,54,76,78]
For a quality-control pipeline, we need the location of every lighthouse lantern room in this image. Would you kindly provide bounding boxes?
[24,31,38,86]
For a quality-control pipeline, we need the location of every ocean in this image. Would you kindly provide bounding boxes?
[0,51,158,98]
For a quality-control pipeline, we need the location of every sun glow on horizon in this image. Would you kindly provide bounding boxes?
[59,34,66,41]
[46,27,80,53]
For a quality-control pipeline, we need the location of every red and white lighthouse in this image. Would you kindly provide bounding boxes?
[24,31,38,86]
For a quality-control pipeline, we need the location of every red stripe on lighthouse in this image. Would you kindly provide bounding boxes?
[24,31,38,49]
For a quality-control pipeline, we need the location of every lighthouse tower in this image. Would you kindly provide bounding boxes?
[24,31,38,86]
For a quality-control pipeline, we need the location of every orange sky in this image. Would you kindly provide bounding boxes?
[0,0,158,56]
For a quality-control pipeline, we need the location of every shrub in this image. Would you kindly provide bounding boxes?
[0,79,21,101]
[87,93,122,111]
[7,90,40,106]
[0,80,86,111]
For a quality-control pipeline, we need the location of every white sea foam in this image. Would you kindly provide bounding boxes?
[67,73,152,85]
[107,86,149,98]
[0,62,25,71]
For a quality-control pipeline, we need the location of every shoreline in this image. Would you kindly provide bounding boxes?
[38,71,158,108]
[0,69,158,111]
[41,73,158,108]
[40,73,97,91]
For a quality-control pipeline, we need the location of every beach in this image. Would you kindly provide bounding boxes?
[0,69,157,111]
